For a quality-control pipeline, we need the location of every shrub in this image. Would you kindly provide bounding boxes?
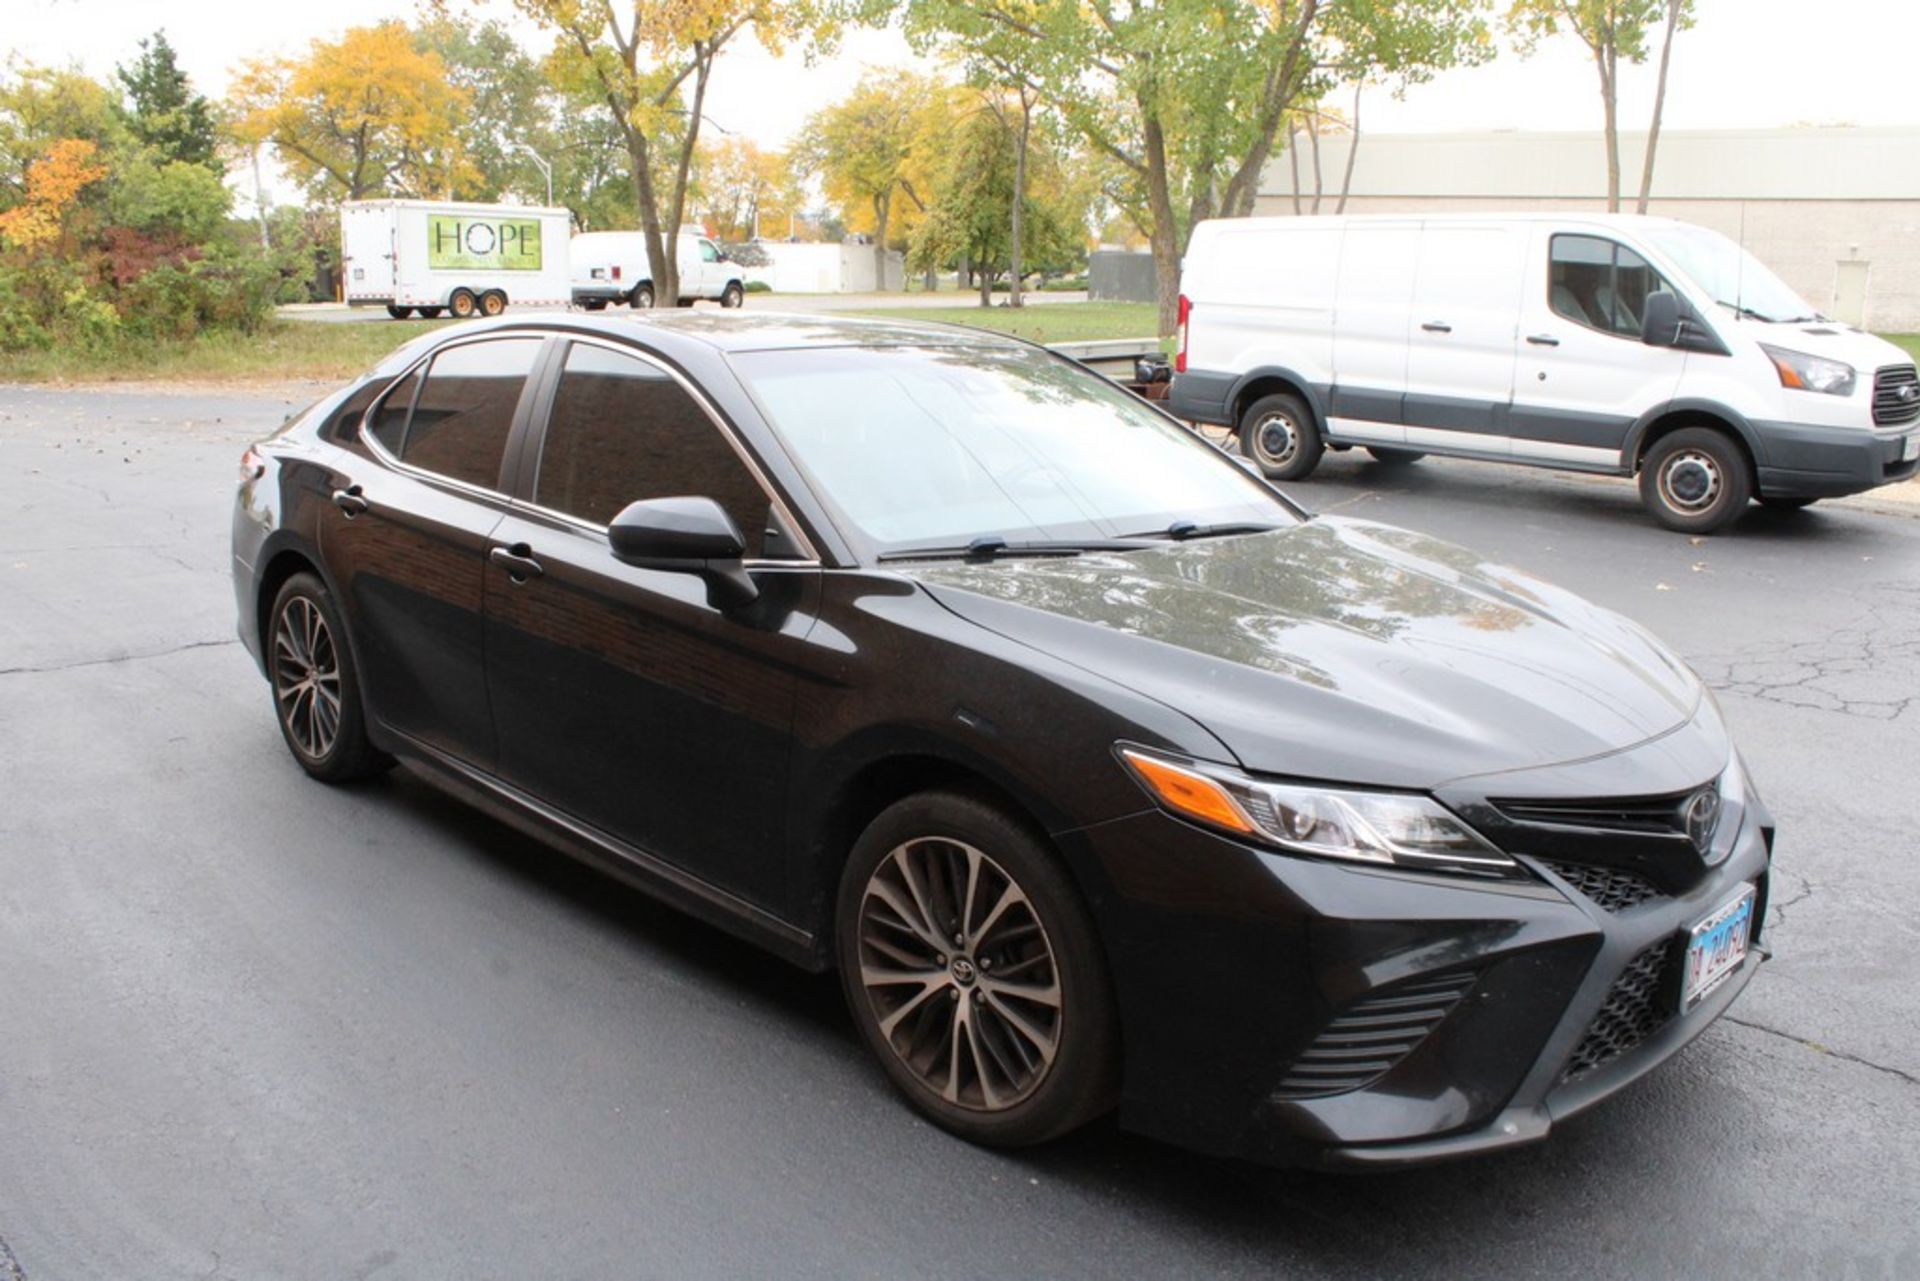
[743,280,772,293]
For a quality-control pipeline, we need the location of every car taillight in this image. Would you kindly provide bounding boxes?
[239,447,265,483]
[1175,294,1191,374]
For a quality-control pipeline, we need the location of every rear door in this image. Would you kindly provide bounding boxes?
[1402,223,1527,454]
[318,334,548,765]
[482,338,819,910]
[1509,228,1689,468]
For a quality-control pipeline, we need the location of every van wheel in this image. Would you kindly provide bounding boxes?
[449,289,478,319]
[1757,496,1817,511]
[1640,427,1753,533]
[385,304,413,320]
[479,290,507,317]
[836,789,1119,1148]
[581,298,608,312]
[1366,447,1426,465]
[721,282,745,309]
[1239,392,1323,481]
[417,307,444,319]
[630,284,654,309]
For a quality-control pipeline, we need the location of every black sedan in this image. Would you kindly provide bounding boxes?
[231,312,1772,1167]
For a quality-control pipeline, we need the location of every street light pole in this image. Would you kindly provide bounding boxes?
[514,143,554,208]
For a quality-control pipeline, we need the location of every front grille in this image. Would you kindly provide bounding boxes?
[1541,859,1667,913]
[1274,971,1477,1099]
[1563,941,1675,1079]
[1494,792,1696,836]
[1874,364,1920,427]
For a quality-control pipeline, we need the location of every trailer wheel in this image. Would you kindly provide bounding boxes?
[449,289,478,319]
[480,290,507,317]
[630,284,654,309]
[417,306,444,319]
[385,305,413,320]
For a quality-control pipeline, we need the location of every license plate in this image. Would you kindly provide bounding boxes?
[1680,884,1756,1011]
[1903,433,1919,462]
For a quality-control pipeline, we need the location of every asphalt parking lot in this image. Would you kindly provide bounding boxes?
[2,382,1916,1279]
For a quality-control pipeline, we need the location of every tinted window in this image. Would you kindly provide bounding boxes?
[535,342,770,556]
[1550,235,1672,337]
[398,338,542,488]
[367,370,419,455]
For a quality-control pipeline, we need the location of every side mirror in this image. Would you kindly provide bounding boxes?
[1641,291,1681,347]
[608,496,758,609]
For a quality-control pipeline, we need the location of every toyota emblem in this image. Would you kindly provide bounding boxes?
[1684,786,1721,852]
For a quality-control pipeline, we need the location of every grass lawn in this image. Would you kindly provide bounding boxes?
[0,318,448,386]
[1886,334,1920,363]
[851,301,1161,345]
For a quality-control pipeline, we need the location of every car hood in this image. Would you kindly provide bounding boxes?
[1730,317,1910,372]
[908,517,1703,791]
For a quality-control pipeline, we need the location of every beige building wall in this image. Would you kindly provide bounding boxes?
[1254,129,1920,333]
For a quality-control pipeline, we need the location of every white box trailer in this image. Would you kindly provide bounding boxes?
[340,199,573,319]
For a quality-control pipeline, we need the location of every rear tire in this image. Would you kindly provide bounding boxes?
[479,290,507,317]
[1238,391,1323,481]
[630,284,654,309]
[449,289,478,319]
[1640,427,1753,533]
[267,573,387,784]
[385,305,413,320]
[836,789,1119,1148]
[721,282,745,309]
[1366,447,1425,465]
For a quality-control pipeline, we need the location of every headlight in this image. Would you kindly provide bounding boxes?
[1761,345,1855,397]
[1117,746,1518,876]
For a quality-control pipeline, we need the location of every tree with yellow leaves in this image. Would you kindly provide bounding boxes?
[229,23,472,203]
[0,138,107,248]
[795,70,948,291]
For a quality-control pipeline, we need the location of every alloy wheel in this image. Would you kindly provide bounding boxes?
[273,596,342,760]
[855,837,1062,1112]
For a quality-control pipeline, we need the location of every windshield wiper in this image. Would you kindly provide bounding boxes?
[877,534,1157,563]
[1715,299,1777,323]
[1123,520,1286,541]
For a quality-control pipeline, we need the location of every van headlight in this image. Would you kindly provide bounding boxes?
[1117,746,1518,876]
[1761,345,1855,397]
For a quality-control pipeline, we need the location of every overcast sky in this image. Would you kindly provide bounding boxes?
[13,0,1919,152]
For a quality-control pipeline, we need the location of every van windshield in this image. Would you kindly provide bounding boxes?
[1639,223,1821,324]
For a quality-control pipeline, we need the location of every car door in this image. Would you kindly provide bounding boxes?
[1329,222,1419,446]
[482,337,820,911]
[1402,223,1527,454]
[317,334,547,766]
[1508,228,1689,468]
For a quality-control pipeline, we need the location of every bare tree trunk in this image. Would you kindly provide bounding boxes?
[1287,119,1302,215]
[1335,84,1361,215]
[1008,91,1032,308]
[1143,115,1182,334]
[873,190,891,291]
[1598,44,1620,211]
[979,263,993,307]
[1307,114,1323,214]
[1637,0,1682,214]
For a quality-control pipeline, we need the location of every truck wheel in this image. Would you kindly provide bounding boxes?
[581,298,608,312]
[721,282,744,309]
[630,285,654,309]
[1238,392,1324,481]
[449,289,478,319]
[1366,447,1425,465]
[1640,427,1753,533]
[676,296,696,308]
[385,304,413,320]
[480,290,507,317]
[417,306,445,319]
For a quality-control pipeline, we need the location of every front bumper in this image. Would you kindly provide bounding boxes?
[1751,417,1920,498]
[1063,782,1772,1169]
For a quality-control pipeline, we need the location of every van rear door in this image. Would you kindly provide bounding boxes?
[1403,223,1527,455]
[1329,223,1418,445]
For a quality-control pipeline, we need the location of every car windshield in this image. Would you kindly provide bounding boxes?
[733,344,1296,559]
[1639,223,1821,324]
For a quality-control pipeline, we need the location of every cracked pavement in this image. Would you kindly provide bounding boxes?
[2,385,1917,1278]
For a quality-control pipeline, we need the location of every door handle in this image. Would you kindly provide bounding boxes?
[490,544,544,583]
[1526,333,1561,347]
[331,485,369,517]
[1421,321,1452,334]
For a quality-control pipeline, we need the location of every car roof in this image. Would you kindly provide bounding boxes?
[412,310,1029,356]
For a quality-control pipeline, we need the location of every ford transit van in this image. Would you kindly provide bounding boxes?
[1170,214,1920,532]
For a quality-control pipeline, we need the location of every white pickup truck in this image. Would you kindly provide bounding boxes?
[570,231,747,310]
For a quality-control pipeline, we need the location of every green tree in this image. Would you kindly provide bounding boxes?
[1507,0,1695,212]
[115,31,218,170]
[229,22,472,203]
[414,15,557,203]
[0,64,123,203]
[796,70,939,288]
[895,0,1494,332]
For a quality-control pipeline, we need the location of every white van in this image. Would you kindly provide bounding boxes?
[570,230,747,310]
[1171,214,1920,532]
[340,200,573,319]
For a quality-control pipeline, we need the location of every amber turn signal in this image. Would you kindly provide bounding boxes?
[1118,748,1255,835]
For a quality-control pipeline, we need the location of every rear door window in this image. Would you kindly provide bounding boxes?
[383,337,543,489]
[533,341,772,556]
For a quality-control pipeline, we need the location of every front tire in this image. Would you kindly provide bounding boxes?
[630,284,654,309]
[267,573,386,783]
[1238,391,1324,481]
[1640,427,1753,533]
[836,790,1119,1148]
[720,282,744,309]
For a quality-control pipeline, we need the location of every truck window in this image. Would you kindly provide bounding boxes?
[1550,235,1672,337]
[699,240,720,263]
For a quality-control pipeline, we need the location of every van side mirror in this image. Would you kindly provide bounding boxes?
[608,496,758,609]
[1641,291,1681,347]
